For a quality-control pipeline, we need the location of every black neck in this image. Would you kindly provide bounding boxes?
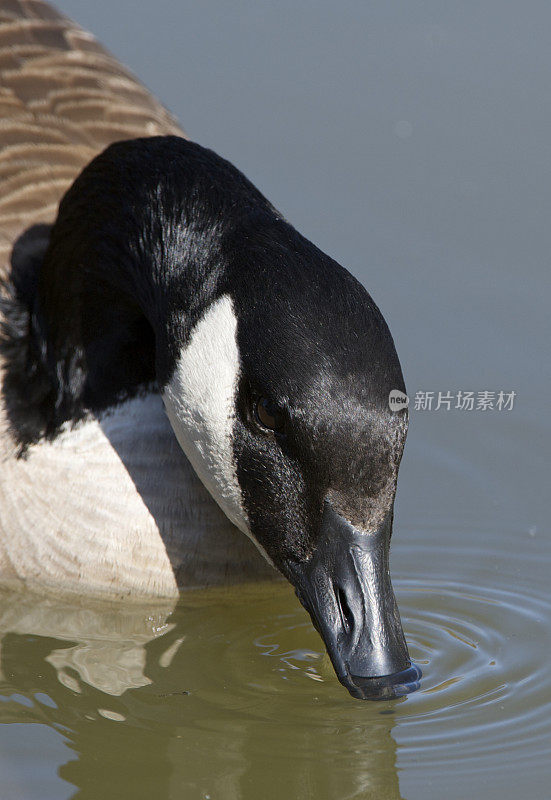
[2,136,274,446]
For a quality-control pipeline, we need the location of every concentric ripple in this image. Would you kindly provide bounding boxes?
[163,562,551,776]
[394,577,551,766]
[1,531,550,797]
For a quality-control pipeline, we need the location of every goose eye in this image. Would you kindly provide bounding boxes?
[254,397,285,433]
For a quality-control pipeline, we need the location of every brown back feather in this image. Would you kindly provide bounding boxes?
[0,0,185,276]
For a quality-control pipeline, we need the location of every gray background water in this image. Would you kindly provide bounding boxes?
[1,1,550,798]
[49,0,548,529]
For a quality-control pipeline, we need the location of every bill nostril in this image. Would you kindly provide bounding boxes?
[336,585,354,634]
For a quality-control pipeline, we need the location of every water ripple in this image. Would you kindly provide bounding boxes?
[189,568,551,772]
[1,533,549,792]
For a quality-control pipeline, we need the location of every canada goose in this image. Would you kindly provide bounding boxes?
[0,0,419,699]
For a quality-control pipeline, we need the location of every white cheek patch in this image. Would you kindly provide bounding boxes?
[162,294,274,566]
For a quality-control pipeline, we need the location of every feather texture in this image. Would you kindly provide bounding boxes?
[0,1,276,595]
[0,0,183,275]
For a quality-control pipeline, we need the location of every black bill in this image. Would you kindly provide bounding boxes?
[288,502,421,700]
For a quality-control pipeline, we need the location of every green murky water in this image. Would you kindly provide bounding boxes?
[1,510,549,799]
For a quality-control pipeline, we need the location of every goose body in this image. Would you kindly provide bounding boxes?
[0,1,418,698]
[0,392,275,596]
[0,1,273,596]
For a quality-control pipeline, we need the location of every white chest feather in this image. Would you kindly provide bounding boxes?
[0,393,274,597]
[162,295,247,533]
[162,294,273,566]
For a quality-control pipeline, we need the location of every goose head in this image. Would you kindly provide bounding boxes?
[24,136,417,699]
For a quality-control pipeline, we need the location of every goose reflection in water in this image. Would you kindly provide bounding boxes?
[0,587,405,800]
